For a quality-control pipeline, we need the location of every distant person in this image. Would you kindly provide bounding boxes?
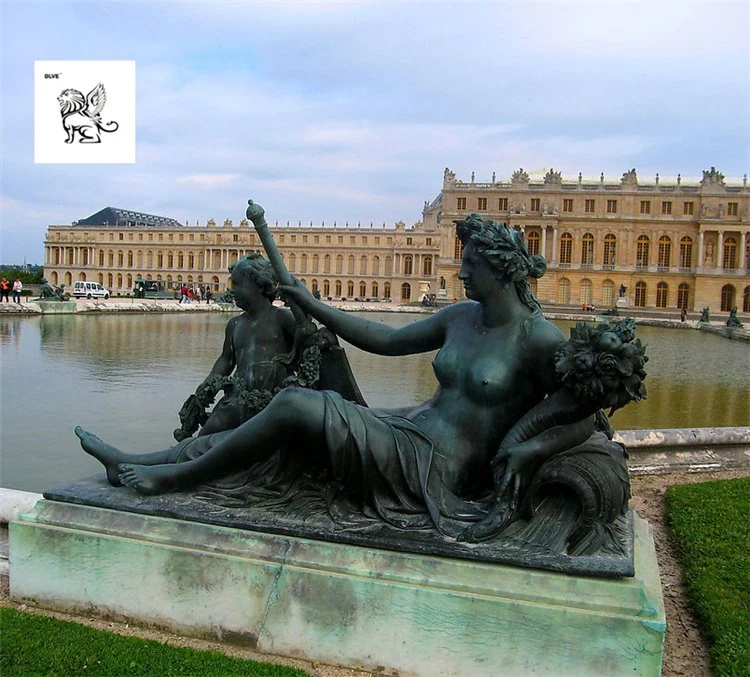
[12,278,22,304]
[180,283,189,304]
[0,277,10,302]
[680,307,687,322]
[205,288,212,304]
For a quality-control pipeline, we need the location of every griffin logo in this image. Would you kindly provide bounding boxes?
[57,83,119,143]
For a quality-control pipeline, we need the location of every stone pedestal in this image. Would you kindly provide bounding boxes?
[10,500,665,676]
[616,297,629,308]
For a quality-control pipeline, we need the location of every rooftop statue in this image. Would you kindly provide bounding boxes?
[74,204,647,573]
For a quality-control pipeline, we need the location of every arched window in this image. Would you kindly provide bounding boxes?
[580,279,593,305]
[636,235,650,269]
[126,274,132,288]
[311,279,319,293]
[211,276,219,292]
[79,272,87,281]
[679,237,693,269]
[656,281,668,308]
[559,233,572,265]
[187,253,194,269]
[372,256,380,275]
[347,281,354,297]
[323,254,331,273]
[323,279,330,296]
[359,281,367,297]
[634,281,647,307]
[400,283,411,302]
[371,281,379,297]
[312,254,319,273]
[454,235,463,260]
[67,248,74,265]
[385,257,393,276]
[384,282,391,299]
[300,254,307,273]
[743,286,750,313]
[146,250,153,268]
[98,273,104,285]
[118,252,124,267]
[107,273,113,287]
[657,236,672,270]
[602,279,615,306]
[116,273,123,288]
[136,250,143,267]
[347,255,355,275]
[51,271,59,284]
[403,255,413,276]
[335,280,342,296]
[288,253,296,272]
[108,250,114,267]
[677,283,690,310]
[720,284,735,311]
[557,278,571,304]
[335,254,343,274]
[581,233,594,266]
[603,234,616,268]
[723,237,737,269]
[422,256,432,276]
[98,250,105,266]
[359,256,368,275]
[527,232,540,256]
[176,252,183,268]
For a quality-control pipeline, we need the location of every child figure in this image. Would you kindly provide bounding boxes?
[174,254,296,440]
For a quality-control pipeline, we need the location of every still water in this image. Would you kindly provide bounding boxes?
[1,312,748,493]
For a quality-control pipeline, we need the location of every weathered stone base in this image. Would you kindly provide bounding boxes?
[10,500,665,676]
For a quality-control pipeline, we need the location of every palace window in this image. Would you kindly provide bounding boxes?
[677,283,690,311]
[422,256,432,275]
[723,237,737,269]
[606,200,617,214]
[312,254,319,273]
[581,233,594,266]
[457,197,467,210]
[360,281,367,297]
[477,197,487,211]
[656,282,668,308]
[362,236,367,245]
[661,201,672,215]
[371,281,379,298]
[300,254,307,273]
[401,283,411,303]
[335,255,343,274]
[403,255,413,276]
[584,199,595,213]
[580,279,593,305]
[347,281,354,296]
[679,237,693,269]
[168,253,174,267]
[657,236,672,269]
[683,202,695,216]
[454,235,463,260]
[603,234,616,268]
[324,254,331,273]
[406,237,413,245]
[636,235,650,269]
[302,235,308,244]
[289,254,296,272]
[557,278,571,304]
[530,198,540,212]
[290,235,296,243]
[360,255,368,275]
[372,256,380,275]
[119,233,124,241]
[727,202,739,216]
[499,197,509,211]
[559,232,573,265]
[640,201,651,215]
[426,238,432,246]
[634,281,647,307]
[384,282,391,299]
[720,284,735,312]
[527,232,540,256]
[347,255,355,275]
[350,236,356,244]
[323,279,330,296]
[563,199,573,213]
[98,250,105,266]
[337,236,343,245]
[602,280,615,306]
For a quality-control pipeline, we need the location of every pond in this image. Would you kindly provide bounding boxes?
[1,312,747,492]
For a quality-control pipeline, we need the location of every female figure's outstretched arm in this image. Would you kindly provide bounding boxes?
[281,280,464,356]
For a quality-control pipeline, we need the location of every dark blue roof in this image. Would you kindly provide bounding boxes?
[76,207,183,228]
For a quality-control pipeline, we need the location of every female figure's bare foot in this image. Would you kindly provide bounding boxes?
[75,426,126,486]
[117,464,183,495]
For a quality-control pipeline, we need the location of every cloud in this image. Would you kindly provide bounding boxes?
[177,174,243,188]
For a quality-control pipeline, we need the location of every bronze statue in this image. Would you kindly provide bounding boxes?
[699,307,710,323]
[173,253,297,441]
[38,279,70,301]
[726,307,743,328]
[76,208,646,557]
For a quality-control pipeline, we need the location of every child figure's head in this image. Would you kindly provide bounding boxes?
[228,253,278,302]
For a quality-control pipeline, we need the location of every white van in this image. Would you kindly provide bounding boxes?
[73,281,110,299]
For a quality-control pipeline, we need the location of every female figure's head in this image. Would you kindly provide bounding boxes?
[228,253,278,302]
[455,214,546,311]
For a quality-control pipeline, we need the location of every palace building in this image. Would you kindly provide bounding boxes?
[43,166,750,313]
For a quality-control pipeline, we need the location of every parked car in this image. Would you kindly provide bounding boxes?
[73,281,110,299]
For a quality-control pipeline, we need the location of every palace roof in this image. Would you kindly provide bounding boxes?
[75,207,184,228]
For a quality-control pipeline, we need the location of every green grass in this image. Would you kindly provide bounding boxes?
[0,607,311,676]
[665,476,750,677]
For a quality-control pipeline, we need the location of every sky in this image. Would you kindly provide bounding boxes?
[1,0,748,265]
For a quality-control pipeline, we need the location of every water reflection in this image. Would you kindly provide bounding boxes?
[1,312,747,493]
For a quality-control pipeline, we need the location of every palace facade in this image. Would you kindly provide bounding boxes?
[43,166,750,312]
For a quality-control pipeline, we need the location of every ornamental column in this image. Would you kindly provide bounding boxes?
[541,226,548,260]
[698,231,704,268]
[551,227,558,265]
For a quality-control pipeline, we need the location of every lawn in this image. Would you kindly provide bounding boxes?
[666,476,750,677]
[0,606,311,676]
